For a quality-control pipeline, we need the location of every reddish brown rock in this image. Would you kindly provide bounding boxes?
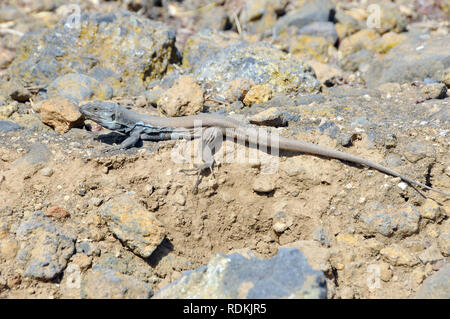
[39,99,84,134]
[45,206,70,219]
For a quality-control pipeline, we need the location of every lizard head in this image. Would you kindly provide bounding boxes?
[80,101,125,130]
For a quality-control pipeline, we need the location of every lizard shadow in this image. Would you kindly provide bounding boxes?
[144,237,174,268]
[94,132,143,148]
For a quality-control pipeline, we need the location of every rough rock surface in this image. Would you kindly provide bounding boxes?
[15,211,76,281]
[101,192,166,258]
[8,11,178,96]
[154,248,327,299]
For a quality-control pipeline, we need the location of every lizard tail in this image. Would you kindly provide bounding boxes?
[277,137,450,197]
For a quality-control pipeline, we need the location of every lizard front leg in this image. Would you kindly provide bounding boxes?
[119,126,145,149]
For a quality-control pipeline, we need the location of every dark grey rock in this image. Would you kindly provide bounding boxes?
[80,253,153,298]
[384,154,403,168]
[360,203,421,238]
[340,49,374,72]
[298,21,338,44]
[273,0,335,35]
[47,73,113,103]
[192,42,320,94]
[313,227,331,247]
[415,264,450,299]
[81,268,153,299]
[8,11,178,96]
[13,143,52,166]
[363,35,450,88]
[154,248,327,299]
[76,240,97,257]
[360,204,397,237]
[293,94,326,105]
[16,211,76,281]
[0,121,22,132]
[318,121,340,138]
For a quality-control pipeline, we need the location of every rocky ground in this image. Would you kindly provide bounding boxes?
[0,0,449,299]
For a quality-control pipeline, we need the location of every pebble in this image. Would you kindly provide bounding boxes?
[249,107,287,127]
[45,206,70,219]
[40,167,54,177]
[252,175,275,193]
[243,84,273,106]
[90,197,103,207]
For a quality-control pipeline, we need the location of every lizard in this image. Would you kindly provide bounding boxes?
[79,101,449,197]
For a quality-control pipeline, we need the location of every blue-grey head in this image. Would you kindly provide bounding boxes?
[80,101,124,130]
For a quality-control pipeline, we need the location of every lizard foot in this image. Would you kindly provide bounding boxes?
[180,161,215,193]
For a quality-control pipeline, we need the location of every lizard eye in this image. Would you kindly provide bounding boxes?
[111,113,115,120]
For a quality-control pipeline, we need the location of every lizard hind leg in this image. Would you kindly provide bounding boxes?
[179,160,216,193]
[179,127,222,192]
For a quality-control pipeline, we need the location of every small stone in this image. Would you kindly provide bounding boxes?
[7,274,21,288]
[82,268,153,299]
[252,175,275,193]
[47,73,113,103]
[225,78,253,101]
[45,206,70,219]
[392,205,421,237]
[40,167,54,177]
[71,253,92,271]
[0,103,18,118]
[312,226,331,247]
[249,107,287,127]
[438,221,450,257]
[154,248,327,299]
[418,244,444,265]
[339,29,380,58]
[420,199,445,222]
[272,221,289,234]
[289,35,331,63]
[2,81,31,102]
[335,263,344,270]
[16,211,76,280]
[397,182,408,191]
[243,84,273,106]
[421,83,447,100]
[173,193,186,206]
[306,60,342,84]
[90,197,103,207]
